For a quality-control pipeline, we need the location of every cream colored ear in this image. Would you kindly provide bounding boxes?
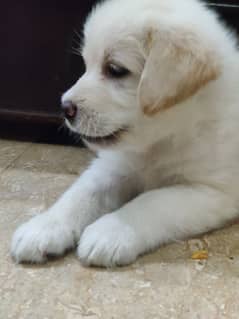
[138,28,220,116]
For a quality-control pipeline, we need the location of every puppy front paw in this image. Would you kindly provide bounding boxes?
[77,214,141,267]
[11,213,76,263]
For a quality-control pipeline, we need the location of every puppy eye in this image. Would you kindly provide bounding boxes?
[104,63,130,79]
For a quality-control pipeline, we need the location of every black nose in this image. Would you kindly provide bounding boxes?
[61,101,77,120]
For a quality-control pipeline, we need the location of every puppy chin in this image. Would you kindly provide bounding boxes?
[64,119,126,150]
[82,131,126,153]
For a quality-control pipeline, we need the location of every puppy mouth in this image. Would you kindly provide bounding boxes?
[80,128,126,145]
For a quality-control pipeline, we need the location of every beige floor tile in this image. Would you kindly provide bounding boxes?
[0,139,31,174]
[9,143,93,175]
[1,139,239,319]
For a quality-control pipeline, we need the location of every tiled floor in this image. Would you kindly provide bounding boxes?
[1,139,239,319]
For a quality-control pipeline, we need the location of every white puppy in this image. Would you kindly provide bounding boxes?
[11,0,239,267]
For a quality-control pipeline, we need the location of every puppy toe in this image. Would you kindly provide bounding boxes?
[11,214,76,264]
[77,214,139,267]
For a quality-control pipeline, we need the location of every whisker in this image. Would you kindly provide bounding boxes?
[73,29,83,41]
[57,122,67,133]
[71,38,81,48]
[68,47,82,56]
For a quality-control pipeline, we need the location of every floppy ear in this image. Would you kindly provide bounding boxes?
[138,28,220,116]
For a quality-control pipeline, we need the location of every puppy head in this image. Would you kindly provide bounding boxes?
[62,0,221,151]
[63,32,144,150]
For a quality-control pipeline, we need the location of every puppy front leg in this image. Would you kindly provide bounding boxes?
[11,157,138,263]
[78,185,238,267]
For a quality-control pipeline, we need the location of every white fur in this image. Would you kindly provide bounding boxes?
[11,0,239,267]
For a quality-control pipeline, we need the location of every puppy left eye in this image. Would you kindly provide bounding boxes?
[105,63,130,79]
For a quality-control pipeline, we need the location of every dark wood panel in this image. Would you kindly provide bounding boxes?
[0,1,95,113]
[0,0,96,144]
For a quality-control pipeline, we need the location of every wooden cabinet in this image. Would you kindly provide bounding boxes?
[0,1,239,144]
[0,1,95,144]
